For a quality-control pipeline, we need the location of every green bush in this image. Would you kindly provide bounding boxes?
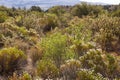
[71,3,103,17]
[67,17,92,42]
[41,13,58,32]
[30,6,42,12]
[111,10,120,17]
[0,47,26,75]
[0,11,8,23]
[48,6,71,27]
[66,17,93,57]
[48,6,66,16]
[40,33,68,67]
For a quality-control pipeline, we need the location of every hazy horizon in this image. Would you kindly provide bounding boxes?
[0,0,119,10]
[81,0,120,5]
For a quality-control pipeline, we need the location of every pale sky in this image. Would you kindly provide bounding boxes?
[80,0,120,4]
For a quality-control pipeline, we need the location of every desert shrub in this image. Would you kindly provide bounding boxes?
[40,33,68,67]
[48,6,66,16]
[67,17,92,42]
[15,12,44,29]
[0,6,9,11]
[0,4,120,79]
[65,17,93,57]
[80,49,120,79]
[17,12,58,33]
[58,13,72,27]
[0,34,5,48]
[77,69,108,80]
[15,16,23,27]
[9,72,32,80]
[30,46,43,66]
[41,13,58,32]
[9,39,30,53]
[0,47,26,75]
[106,54,120,79]
[0,11,8,23]
[0,23,31,51]
[71,3,104,18]
[0,22,29,38]
[36,59,59,79]
[80,49,107,77]
[111,10,120,17]
[21,72,32,80]
[90,16,120,52]
[60,59,81,80]
[73,40,96,57]
[48,6,72,27]
[30,6,42,12]
[18,27,28,36]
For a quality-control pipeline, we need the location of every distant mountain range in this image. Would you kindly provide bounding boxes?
[80,1,109,5]
[0,0,80,9]
[0,0,116,10]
